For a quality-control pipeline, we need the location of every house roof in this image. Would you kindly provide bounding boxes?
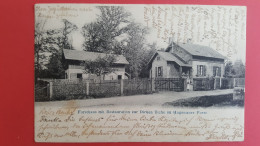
[176,43,226,59]
[147,51,192,68]
[166,43,226,60]
[63,49,129,65]
[157,51,192,67]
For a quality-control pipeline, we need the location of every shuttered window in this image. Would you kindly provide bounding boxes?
[155,67,158,77]
[158,67,163,77]
[213,66,221,77]
[197,65,206,76]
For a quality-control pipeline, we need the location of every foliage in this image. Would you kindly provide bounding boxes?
[82,6,158,78]
[224,61,233,77]
[35,23,63,80]
[62,19,78,50]
[82,6,130,53]
[81,55,116,80]
[233,59,246,78]
[224,60,245,78]
[122,23,159,78]
[45,53,66,79]
[81,22,104,52]
[138,42,157,78]
[35,19,78,80]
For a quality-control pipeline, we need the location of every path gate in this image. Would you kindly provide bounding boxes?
[123,78,153,95]
[154,78,184,91]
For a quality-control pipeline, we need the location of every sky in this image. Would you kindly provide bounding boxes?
[35,4,247,63]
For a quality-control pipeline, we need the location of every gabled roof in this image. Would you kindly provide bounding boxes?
[63,49,129,65]
[147,51,192,69]
[167,43,226,60]
[157,51,191,67]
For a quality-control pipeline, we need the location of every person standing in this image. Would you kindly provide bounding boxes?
[187,76,192,91]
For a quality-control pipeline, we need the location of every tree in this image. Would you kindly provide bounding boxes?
[82,6,130,53]
[45,53,66,79]
[35,21,62,81]
[35,19,78,80]
[139,42,158,78]
[62,19,78,50]
[122,23,150,78]
[81,6,157,78]
[81,55,116,80]
[224,61,233,77]
[233,59,246,78]
[224,60,245,78]
[81,22,103,52]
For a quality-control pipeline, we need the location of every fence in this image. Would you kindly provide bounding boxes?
[193,77,245,91]
[193,78,215,91]
[36,78,154,101]
[155,78,184,92]
[123,78,153,95]
[35,86,49,101]
[89,80,121,98]
[35,77,245,101]
[221,78,245,89]
[35,80,50,101]
[52,80,87,100]
[221,78,234,89]
[234,78,245,87]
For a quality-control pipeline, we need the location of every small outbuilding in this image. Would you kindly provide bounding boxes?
[62,49,129,80]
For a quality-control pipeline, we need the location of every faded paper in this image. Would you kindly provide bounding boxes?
[35,104,244,142]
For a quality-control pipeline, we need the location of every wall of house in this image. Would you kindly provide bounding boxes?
[65,65,127,80]
[103,65,127,80]
[192,60,224,78]
[103,71,128,80]
[150,54,168,78]
[167,62,180,78]
[65,68,85,79]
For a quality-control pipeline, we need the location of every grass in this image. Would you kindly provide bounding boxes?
[163,93,244,107]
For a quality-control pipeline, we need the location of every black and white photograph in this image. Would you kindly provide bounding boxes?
[34,4,246,142]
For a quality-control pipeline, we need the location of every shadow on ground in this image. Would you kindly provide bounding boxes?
[163,93,244,108]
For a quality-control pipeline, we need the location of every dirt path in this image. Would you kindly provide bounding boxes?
[35,89,233,108]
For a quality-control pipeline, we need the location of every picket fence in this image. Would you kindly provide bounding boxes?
[45,78,153,101]
[35,77,245,101]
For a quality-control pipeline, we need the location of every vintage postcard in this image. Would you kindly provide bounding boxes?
[34,4,246,142]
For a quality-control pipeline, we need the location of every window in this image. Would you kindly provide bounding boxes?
[197,65,206,76]
[77,73,82,79]
[158,67,163,77]
[157,56,160,61]
[118,75,122,80]
[199,66,203,75]
[213,66,221,77]
[155,67,158,77]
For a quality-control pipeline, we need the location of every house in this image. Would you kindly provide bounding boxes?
[147,42,226,80]
[62,49,129,80]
